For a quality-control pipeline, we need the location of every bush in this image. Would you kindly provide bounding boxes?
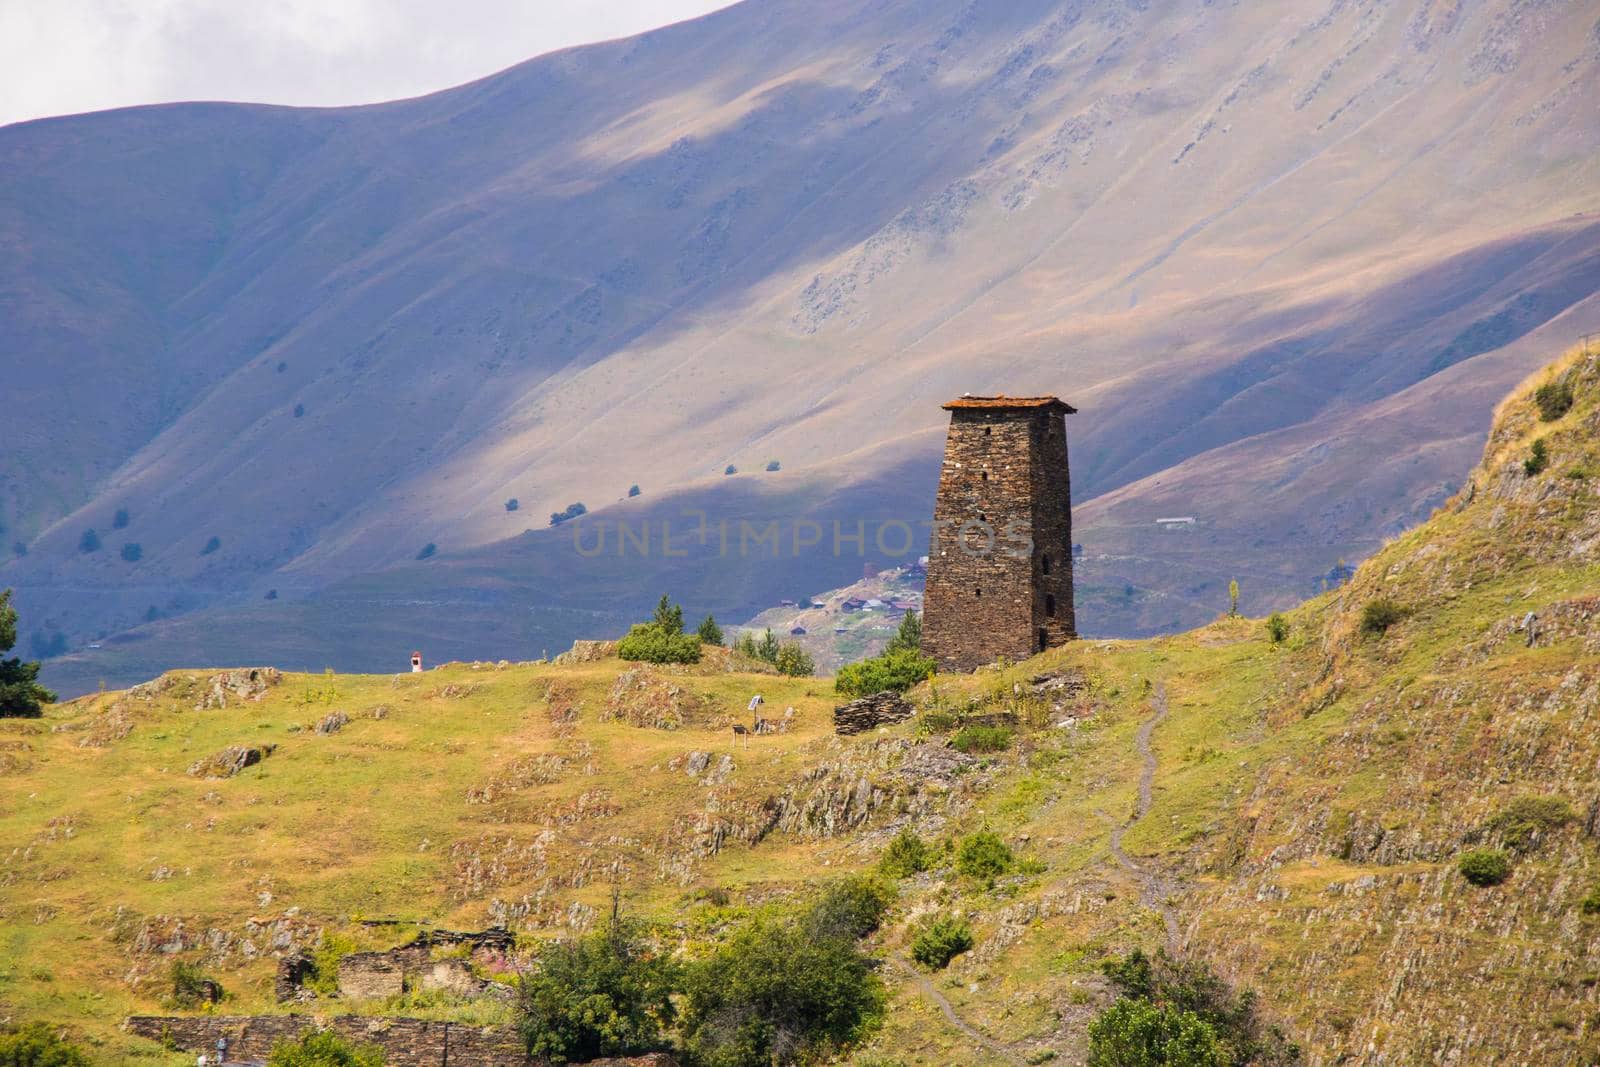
[1087,999,1224,1067]
[516,917,678,1064]
[0,1022,91,1067]
[1266,613,1289,644]
[1524,438,1550,476]
[1358,598,1405,637]
[766,460,781,472]
[878,828,934,879]
[549,502,588,526]
[112,508,130,529]
[617,624,701,665]
[1459,849,1511,886]
[836,646,935,698]
[774,643,814,677]
[267,1029,386,1066]
[681,916,884,1066]
[293,403,305,418]
[1580,885,1600,916]
[909,914,973,970]
[955,831,1013,884]
[169,959,221,1008]
[950,724,1013,754]
[723,465,737,476]
[1097,949,1299,1065]
[696,615,724,645]
[505,498,519,512]
[805,875,894,942]
[1535,380,1574,422]
[628,485,641,498]
[78,528,100,553]
[201,535,222,556]
[120,542,142,562]
[415,542,436,561]
[1486,796,1574,853]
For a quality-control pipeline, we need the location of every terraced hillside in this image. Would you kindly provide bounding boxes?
[2,348,1598,1063]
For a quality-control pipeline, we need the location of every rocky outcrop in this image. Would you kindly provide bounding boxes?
[193,668,283,710]
[315,709,350,734]
[604,668,705,729]
[187,743,276,778]
[833,691,914,734]
[553,640,618,665]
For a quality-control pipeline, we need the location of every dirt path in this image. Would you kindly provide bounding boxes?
[890,955,1024,1066]
[1106,684,1181,949]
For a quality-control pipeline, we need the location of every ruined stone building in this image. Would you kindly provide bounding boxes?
[923,395,1076,671]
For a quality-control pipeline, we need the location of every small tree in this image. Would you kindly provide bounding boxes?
[1459,849,1511,886]
[652,595,685,634]
[267,1029,386,1067]
[112,508,130,529]
[886,609,922,653]
[1358,598,1405,637]
[1088,999,1224,1067]
[201,536,222,556]
[1228,580,1240,617]
[78,528,100,553]
[765,460,781,472]
[696,614,724,645]
[723,465,737,476]
[627,484,641,498]
[516,912,678,1064]
[120,542,142,562]
[505,498,520,512]
[1266,614,1289,644]
[756,628,780,664]
[415,543,437,561]
[774,642,814,677]
[0,590,55,718]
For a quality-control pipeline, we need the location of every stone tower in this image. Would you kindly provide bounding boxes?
[922,395,1076,671]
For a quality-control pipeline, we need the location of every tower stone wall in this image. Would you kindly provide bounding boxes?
[922,396,1076,671]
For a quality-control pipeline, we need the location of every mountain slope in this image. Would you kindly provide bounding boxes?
[3,0,1599,693]
[2,346,1598,1063]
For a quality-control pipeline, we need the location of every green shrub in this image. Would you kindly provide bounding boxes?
[1486,796,1574,853]
[628,485,641,497]
[1358,599,1405,637]
[1,590,56,718]
[1096,949,1299,1065]
[1535,380,1575,421]
[112,508,130,529]
[120,542,142,562]
[1580,886,1600,916]
[1087,999,1224,1067]
[1266,613,1289,644]
[695,615,724,645]
[77,529,100,553]
[909,914,973,970]
[504,498,519,512]
[681,915,884,1066]
[723,465,737,476]
[516,918,678,1064]
[616,624,701,665]
[0,1022,91,1067]
[169,959,221,1008]
[1524,438,1550,476]
[414,542,436,561]
[955,831,1013,884]
[805,875,894,941]
[267,1029,386,1067]
[835,646,935,698]
[950,724,1014,754]
[775,643,814,677]
[201,535,221,555]
[1458,849,1511,886]
[1102,948,1155,1000]
[878,828,934,879]
[307,933,357,996]
[917,709,958,735]
[549,502,587,526]
[766,460,781,472]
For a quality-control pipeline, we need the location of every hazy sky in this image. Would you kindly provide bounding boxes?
[0,0,736,128]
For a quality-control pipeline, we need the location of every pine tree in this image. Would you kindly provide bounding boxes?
[696,615,723,645]
[652,595,684,635]
[1228,580,1240,618]
[887,609,922,652]
[0,589,55,718]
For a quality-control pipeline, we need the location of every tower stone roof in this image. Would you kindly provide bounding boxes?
[942,395,1077,413]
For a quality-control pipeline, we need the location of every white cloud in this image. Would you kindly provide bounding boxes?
[0,0,735,127]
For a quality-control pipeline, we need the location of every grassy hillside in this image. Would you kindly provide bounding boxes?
[2,348,1598,1063]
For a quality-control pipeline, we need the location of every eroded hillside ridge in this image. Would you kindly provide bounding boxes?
[4,0,1599,694]
[1178,348,1600,1062]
